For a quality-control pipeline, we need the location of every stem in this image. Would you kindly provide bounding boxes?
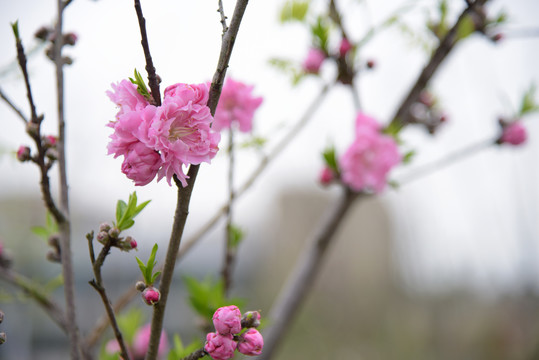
[0,267,67,333]
[222,128,236,296]
[0,86,28,123]
[85,83,331,351]
[14,35,38,124]
[88,235,131,360]
[258,189,360,360]
[145,1,251,358]
[134,0,161,106]
[389,0,489,129]
[398,138,494,185]
[55,0,81,358]
[181,348,207,360]
[218,0,228,35]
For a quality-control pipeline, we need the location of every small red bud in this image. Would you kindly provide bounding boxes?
[16,146,31,162]
[366,59,376,69]
[141,287,160,306]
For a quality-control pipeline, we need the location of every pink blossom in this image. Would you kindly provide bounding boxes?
[107,105,157,158]
[16,146,31,162]
[340,113,401,193]
[141,286,161,305]
[500,121,527,146]
[213,78,263,133]
[339,38,352,57]
[133,324,168,359]
[107,79,150,119]
[212,305,242,335]
[302,48,326,74]
[120,142,161,186]
[204,333,237,360]
[237,328,264,356]
[319,167,335,186]
[104,339,133,360]
[149,83,221,186]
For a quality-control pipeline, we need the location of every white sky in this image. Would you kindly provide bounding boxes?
[0,0,539,295]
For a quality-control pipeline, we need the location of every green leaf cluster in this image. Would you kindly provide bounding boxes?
[402,150,416,165]
[322,146,339,174]
[519,84,539,117]
[268,58,305,85]
[280,0,310,23]
[115,192,150,232]
[240,136,267,149]
[228,225,245,249]
[184,276,244,319]
[129,69,152,101]
[310,16,330,53]
[167,335,204,360]
[31,212,59,241]
[136,244,161,285]
[11,20,20,41]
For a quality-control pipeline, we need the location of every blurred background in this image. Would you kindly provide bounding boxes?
[0,0,539,359]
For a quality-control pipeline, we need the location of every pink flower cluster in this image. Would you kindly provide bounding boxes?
[500,121,527,146]
[213,78,263,133]
[106,323,168,360]
[320,113,401,192]
[340,113,401,193]
[204,306,263,360]
[107,80,220,186]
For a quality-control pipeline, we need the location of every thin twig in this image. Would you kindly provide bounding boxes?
[0,86,28,123]
[181,348,208,360]
[389,0,489,129]
[222,128,236,296]
[0,267,67,333]
[258,189,360,360]
[87,234,131,360]
[54,0,81,358]
[84,83,332,351]
[14,33,38,124]
[218,0,229,35]
[145,1,251,359]
[134,0,161,106]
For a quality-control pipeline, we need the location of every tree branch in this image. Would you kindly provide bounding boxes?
[0,86,28,123]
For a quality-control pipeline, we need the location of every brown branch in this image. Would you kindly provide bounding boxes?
[133,0,161,106]
[218,0,229,35]
[181,348,207,360]
[145,1,251,359]
[0,86,28,123]
[87,234,131,360]
[14,32,38,124]
[389,0,489,130]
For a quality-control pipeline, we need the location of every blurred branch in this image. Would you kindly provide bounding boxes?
[145,1,251,359]
[0,267,67,332]
[181,349,208,360]
[389,0,490,130]
[222,128,236,297]
[0,86,28,123]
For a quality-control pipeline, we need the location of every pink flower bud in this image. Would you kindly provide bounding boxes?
[302,48,326,74]
[108,227,120,239]
[319,167,335,186]
[133,324,168,359]
[212,305,242,335]
[237,328,263,356]
[339,38,352,57]
[63,32,78,46]
[43,135,58,148]
[141,286,160,305]
[16,146,31,162]
[129,238,137,250]
[241,311,261,329]
[204,332,236,360]
[500,121,527,146]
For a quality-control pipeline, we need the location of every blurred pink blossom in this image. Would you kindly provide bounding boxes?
[302,48,326,74]
[213,78,263,133]
[500,121,527,146]
[133,324,169,359]
[339,38,352,57]
[204,332,237,360]
[319,167,335,186]
[212,305,242,335]
[237,328,264,356]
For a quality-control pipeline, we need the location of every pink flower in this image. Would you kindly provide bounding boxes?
[120,142,161,186]
[149,83,221,186]
[133,324,169,359]
[107,105,157,158]
[213,78,263,133]
[204,333,237,360]
[237,328,264,356]
[339,38,352,57]
[302,48,326,74]
[141,286,161,305]
[500,121,527,146]
[319,167,335,186]
[340,113,401,193]
[107,79,150,120]
[212,305,242,335]
[16,146,31,162]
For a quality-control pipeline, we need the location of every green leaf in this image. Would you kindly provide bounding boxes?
[32,212,59,241]
[11,21,20,41]
[519,84,539,116]
[31,226,50,241]
[310,16,330,52]
[151,271,161,284]
[402,150,416,164]
[322,146,339,174]
[456,15,476,41]
[133,200,151,218]
[280,0,310,23]
[129,69,152,101]
[116,200,127,226]
[228,225,244,249]
[44,274,64,293]
[136,256,148,282]
[167,334,204,360]
[240,136,267,149]
[136,243,159,285]
[116,192,150,231]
